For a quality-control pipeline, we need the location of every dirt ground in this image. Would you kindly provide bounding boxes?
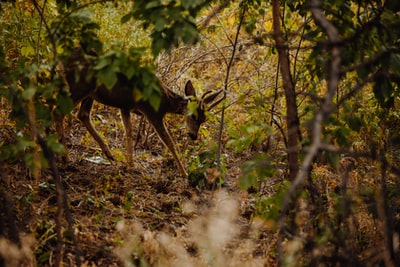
[0,104,275,266]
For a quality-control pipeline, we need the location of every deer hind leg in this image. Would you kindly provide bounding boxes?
[133,113,152,149]
[120,109,133,165]
[134,114,145,148]
[149,118,188,178]
[78,97,114,160]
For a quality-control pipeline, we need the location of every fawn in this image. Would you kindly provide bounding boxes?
[60,48,223,177]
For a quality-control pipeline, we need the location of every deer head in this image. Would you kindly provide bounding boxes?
[184,80,224,140]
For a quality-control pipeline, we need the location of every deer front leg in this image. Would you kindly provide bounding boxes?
[149,118,188,178]
[78,98,114,160]
[120,109,133,165]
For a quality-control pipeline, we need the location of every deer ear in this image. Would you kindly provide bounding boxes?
[203,89,225,110]
[202,89,223,104]
[184,80,196,97]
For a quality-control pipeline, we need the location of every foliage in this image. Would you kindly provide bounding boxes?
[239,153,275,190]
[227,122,272,153]
[254,180,289,228]
[187,149,226,189]
[123,0,209,55]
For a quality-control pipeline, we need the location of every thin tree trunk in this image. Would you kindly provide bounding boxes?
[271,0,300,181]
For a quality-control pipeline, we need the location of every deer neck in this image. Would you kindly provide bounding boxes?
[160,86,188,115]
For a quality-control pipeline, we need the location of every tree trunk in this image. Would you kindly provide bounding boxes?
[271,0,300,181]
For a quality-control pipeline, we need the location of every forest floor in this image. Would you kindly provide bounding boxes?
[1,104,278,266]
[1,102,397,266]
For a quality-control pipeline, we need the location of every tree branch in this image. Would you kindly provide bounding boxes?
[215,5,246,182]
[199,0,232,30]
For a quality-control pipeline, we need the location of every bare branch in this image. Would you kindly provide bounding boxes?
[215,6,246,183]
[198,0,232,30]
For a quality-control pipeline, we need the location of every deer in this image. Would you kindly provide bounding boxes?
[59,47,224,177]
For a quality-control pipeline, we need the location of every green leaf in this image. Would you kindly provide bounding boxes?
[347,116,363,132]
[22,88,36,100]
[94,57,112,70]
[334,127,350,147]
[181,24,198,43]
[17,135,35,150]
[46,134,65,154]
[145,1,160,9]
[255,181,290,224]
[121,13,133,24]
[239,171,257,190]
[151,37,168,55]
[149,94,161,111]
[98,69,118,90]
[239,154,275,190]
[70,9,94,23]
[187,101,198,116]
[182,0,198,9]
[154,18,168,31]
[227,127,240,139]
[327,151,340,170]
[125,65,136,80]
[21,45,35,56]
[373,75,394,108]
[390,54,400,73]
[56,93,73,115]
